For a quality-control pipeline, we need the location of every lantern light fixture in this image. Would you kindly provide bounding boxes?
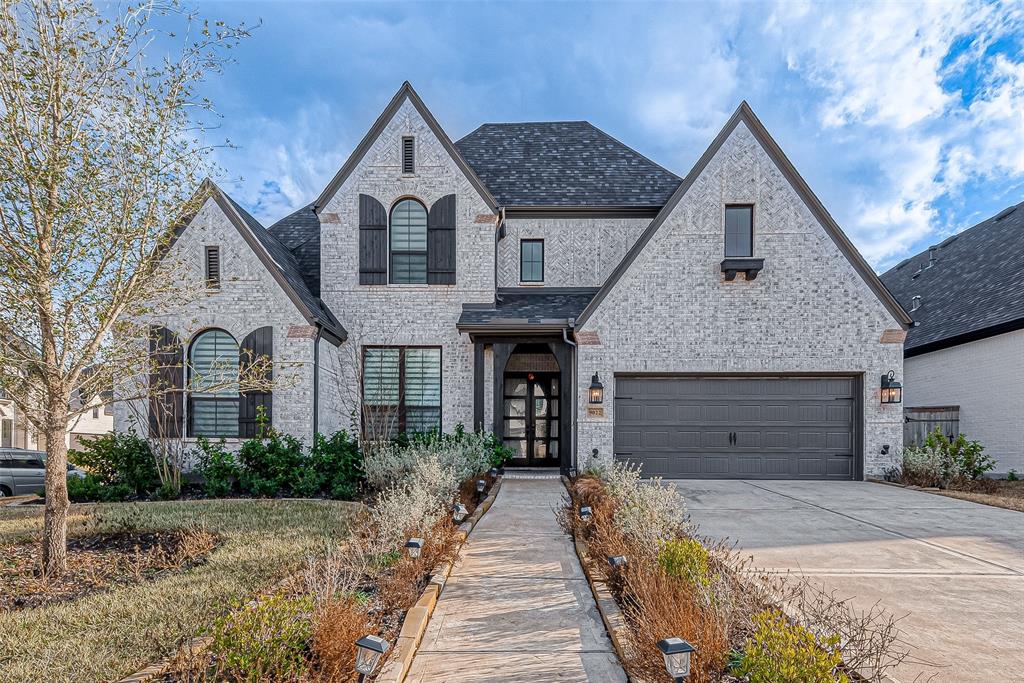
[476,479,486,493]
[880,370,903,404]
[404,537,424,559]
[589,373,605,404]
[656,637,696,681]
[489,467,499,478]
[579,505,593,522]
[354,634,389,680]
[453,503,468,523]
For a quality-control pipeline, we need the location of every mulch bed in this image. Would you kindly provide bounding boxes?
[1,527,220,611]
[935,479,1024,512]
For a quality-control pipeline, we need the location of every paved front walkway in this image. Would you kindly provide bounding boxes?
[673,480,1024,683]
[405,475,627,682]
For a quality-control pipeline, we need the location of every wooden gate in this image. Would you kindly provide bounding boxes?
[904,406,960,446]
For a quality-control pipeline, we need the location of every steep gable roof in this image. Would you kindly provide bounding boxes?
[313,82,498,213]
[199,181,345,343]
[575,102,913,329]
[880,201,1024,356]
[267,203,321,297]
[455,121,681,208]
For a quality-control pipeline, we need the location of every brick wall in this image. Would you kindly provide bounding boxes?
[904,329,1024,474]
[575,121,905,477]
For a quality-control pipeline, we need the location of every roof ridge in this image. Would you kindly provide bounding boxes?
[579,121,681,180]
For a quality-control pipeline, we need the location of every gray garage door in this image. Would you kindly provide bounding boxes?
[614,376,858,480]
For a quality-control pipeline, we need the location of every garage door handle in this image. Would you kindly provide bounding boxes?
[615,452,633,457]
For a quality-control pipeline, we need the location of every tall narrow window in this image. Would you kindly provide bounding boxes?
[390,199,428,284]
[724,205,753,258]
[205,245,221,288]
[362,346,441,439]
[188,329,239,437]
[402,136,415,174]
[520,239,544,283]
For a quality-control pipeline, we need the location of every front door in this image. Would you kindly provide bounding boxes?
[503,373,560,467]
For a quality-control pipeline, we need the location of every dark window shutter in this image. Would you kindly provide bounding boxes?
[238,326,273,439]
[359,194,387,285]
[148,325,183,438]
[427,194,457,285]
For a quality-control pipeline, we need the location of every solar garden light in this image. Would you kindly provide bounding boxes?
[489,466,499,478]
[607,555,628,570]
[453,502,468,523]
[354,634,389,681]
[476,479,486,502]
[656,637,696,681]
[404,537,424,559]
[579,506,593,522]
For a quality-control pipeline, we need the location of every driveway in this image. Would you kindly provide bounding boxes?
[672,480,1024,683]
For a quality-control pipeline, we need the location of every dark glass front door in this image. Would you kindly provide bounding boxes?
[502,373,559,467]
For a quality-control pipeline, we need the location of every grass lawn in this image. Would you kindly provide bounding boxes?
[0,499,359,683]
[934,480,1024,512]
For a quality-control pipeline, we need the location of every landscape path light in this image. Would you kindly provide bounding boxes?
[354,634,389,681]
[579,506,593,522]
[453,502,468,523]
[656,637,696,681]
[404,537,424,559]
[476,479,486,503]
[489,466,499,478]
[607,555,627,570]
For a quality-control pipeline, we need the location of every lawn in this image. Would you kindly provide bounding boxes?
[0,498,359,683]
[934,479,1024,512]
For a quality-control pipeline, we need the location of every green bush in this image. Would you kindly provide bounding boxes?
[68,430,159,498]
[196,437,240,497]
[66,472,133,502]
[310,430,363,500]
[731,609,848,683]
[922,427,995,482]
[237,431,306,497]
[658,538,712,588]
[1008,470,1019,482]
[209,593,314,682]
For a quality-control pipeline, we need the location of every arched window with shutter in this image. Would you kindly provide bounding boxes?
[188,329,240,438]
[389,198,428,284]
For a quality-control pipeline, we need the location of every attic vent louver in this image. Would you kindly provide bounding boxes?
[402,136,415,174]
[910,295,922,312]
[994,206,1017,221]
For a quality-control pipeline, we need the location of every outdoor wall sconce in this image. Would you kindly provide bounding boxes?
[354,635,389,681]
[404,537,424,559]
[880,370,903,404]
[589,373,604,404]
[453,503,468,523]
[657,637,696,681]
[579,505,593,522]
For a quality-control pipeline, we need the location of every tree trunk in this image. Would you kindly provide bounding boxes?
[42,418,70,577]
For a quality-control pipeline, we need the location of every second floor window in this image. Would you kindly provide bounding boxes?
[188,329,239,438]
[724,205,753,258]
[390,199,428,284]
[520,239,544,283]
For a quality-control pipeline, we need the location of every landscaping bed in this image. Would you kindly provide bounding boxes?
[561,465,907,683]
[0,498,359,683]
[932,479,1024,512]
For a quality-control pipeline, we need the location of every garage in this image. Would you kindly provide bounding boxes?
[613,375,860,480]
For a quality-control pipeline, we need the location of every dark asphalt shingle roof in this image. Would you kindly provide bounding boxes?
[224,196,343,336]
[455,122,681,207]
[880,201,1024,353]
[458,288,601,328]
[267,203,321,297]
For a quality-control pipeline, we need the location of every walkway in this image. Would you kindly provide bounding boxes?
[405,475,627,682]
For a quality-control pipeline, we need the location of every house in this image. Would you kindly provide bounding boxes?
[116,82,912,480]
[0,389,112,451]
[880,203,1024,476]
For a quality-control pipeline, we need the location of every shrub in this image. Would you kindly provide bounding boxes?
[1008,470,1019,482]
[731,609,848,683]
[237,431,306,497]
[195,437,240,497]
[900,445,946,487]
[363,426,500,491]
[370,455,460,553]
[69,430,159,497]
[311,596,379,681]
[208,593,314,682]
[601,462,687,552]
[66,472,132,502]
[310,430,363,500]
[902,428,996,487]
[658,538,712,588]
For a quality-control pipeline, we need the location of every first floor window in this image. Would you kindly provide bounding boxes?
[188,329,239,437]
[362,346,441,438]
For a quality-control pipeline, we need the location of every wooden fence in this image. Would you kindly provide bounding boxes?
[904,406,960,446]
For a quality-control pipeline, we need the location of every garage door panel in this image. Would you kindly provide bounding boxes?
[614,375,858,480]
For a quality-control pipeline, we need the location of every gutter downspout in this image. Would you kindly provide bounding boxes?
[563,321,577,475]
[312,325,322,439]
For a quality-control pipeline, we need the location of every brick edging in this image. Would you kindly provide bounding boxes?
[374,476,504,683]
[572,535,632,680]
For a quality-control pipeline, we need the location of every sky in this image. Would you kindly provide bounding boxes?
[181,0,1023,272]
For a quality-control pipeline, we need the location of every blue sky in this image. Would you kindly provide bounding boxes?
[188,0,1023,272]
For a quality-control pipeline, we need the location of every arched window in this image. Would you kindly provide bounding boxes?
[188,329,239,437]
[390,198,428,284]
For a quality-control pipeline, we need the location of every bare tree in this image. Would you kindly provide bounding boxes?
[0,0,250,575]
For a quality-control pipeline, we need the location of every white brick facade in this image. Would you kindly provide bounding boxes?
[574,122,905,477]
[904,329,1024,475]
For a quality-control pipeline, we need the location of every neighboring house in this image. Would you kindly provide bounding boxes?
[67,390,114,451]
[116,82,912,480]
[0,392,40,450]
[880,203,1024,475]
[0,389,112,451]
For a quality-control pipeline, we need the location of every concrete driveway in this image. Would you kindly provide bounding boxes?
[672,480,1024,683]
